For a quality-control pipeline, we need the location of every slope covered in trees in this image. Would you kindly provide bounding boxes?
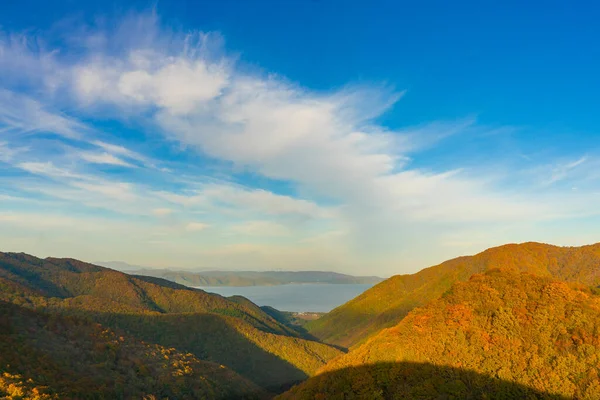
[0,252,342,395]
[0,252,293,331]
[281,270,600,399]
[0,301,264,400]
[276,362,571,400]
[307,242,600,348]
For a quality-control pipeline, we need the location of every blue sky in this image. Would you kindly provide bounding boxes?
[0,2,599,275]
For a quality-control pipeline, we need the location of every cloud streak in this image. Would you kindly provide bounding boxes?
[1,12,599,274]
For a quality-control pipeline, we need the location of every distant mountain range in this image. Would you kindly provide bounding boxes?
[95,262,384,286]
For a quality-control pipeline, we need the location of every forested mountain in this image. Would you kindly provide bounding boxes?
[4,243,600,399]
[0,252,342,396]
[306,242,600,348]
[280,269,600,399]
[0,301,264,399]
[103,267,383,287]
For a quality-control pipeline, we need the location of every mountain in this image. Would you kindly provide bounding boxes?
[279,269,600,399]
[0,252,342,395]
[306,242,600,348]
[95,266,384,286]
[6,243,600,399]
[93,260,147,271]
[0,300,264,400]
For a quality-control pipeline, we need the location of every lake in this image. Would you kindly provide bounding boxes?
[195,283,373,312]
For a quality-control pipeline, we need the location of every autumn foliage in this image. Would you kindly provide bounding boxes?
[307,242,600,348]
[282,269,600,399]
[3,244,600,399]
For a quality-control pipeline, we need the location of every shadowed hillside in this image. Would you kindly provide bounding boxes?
[0,252,342,394]
[0,301,265,400]
[276,361,572,400]
[307,242,600,348]
[84,311,340,392]
[290,270,600,399]
[0,252,296,334]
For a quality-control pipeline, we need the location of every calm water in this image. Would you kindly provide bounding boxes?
[195,283,373,312]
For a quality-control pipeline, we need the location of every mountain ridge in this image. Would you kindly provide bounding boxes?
[281,269,600,399]
[0,300,266,399]
[306,241,600,348]
[94,263,384,286]
[0,251,343,394]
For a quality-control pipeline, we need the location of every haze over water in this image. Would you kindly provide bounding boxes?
[197,283,374,312]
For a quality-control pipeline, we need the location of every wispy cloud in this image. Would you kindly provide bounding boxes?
[229,220,291,237]
[185,221,210,231]
[544,156,588,186]
[77,151,136,167]
[91,140,152,166]
[152,208,173,217]
[0,90,86,139]
[155,183,333,220]
[18,161,87,180]
[1,12,599,273]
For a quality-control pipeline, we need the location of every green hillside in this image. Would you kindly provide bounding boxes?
[0,252,342,395]
[280,269,600,399]
[306,242,600,348]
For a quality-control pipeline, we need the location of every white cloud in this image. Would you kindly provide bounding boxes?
[71,29,230,115]
[201,184,334,219]
[78,151,135,167]
[156,183,333,220]
[152,208,173,216]
[229,220,291,237]
[2,13,600,274]
[91,140,150,164]
[0,90,86,139]
[116,57,229,114]
[0,31,65,90]
[0,211,126,232]
[0,141,24,162]
[185,221,210,231]
[154,190,205,207]
[59,26,514,234]
[70,181,136,202]
[18,161,87,180]
[544,156,588,186]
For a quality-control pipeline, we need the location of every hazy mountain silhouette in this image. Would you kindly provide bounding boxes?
[119,268,384,287]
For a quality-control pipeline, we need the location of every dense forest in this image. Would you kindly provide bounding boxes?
[2,243,600,399]
[281,269,600,399]
[307,242,600,348]
[0,301,264,399]
[0,252,342,397]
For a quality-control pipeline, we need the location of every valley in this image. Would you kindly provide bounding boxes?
[2,242,600,399]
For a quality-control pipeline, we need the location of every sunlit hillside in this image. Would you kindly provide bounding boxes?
[307,242,600,348]
[281,269,600,399]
